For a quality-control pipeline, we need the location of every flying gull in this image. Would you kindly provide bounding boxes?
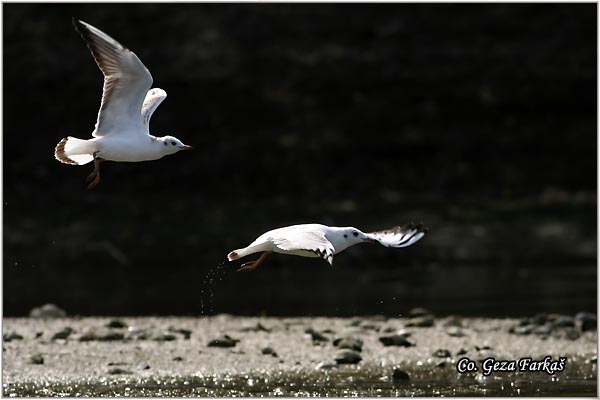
[54,19,192,189]
[228,222,428,271]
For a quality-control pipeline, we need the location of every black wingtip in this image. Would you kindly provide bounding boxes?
[72,17,81,30]
[405,221,428,234]
[72,18,88,39]
[418,222,429,234]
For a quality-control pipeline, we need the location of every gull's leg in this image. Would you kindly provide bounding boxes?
[86,154,104,190]
[237,252,271,272]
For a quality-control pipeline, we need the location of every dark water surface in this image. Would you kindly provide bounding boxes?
[4,197,596,317]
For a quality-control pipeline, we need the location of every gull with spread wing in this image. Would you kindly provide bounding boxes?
[228,222,428,272]
[54,19,191,189]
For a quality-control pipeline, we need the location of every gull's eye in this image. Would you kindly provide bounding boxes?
[171,141,176,146]
[352,231,358,237]
[343,234,348,238]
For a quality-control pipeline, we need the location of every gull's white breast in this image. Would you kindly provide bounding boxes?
[95,135,163,162]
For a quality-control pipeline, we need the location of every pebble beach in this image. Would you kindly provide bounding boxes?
[2,311,597,396]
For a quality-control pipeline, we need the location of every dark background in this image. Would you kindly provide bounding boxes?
[3,3,596,317]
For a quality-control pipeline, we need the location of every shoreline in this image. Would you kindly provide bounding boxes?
[3,315,597,396]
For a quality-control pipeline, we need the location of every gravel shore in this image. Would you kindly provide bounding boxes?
[2,314,597,396]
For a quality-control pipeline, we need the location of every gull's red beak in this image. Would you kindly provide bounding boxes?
[364,237,378,243]
[180,145,193,151]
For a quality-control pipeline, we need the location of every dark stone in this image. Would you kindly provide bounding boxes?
[207,335,239,348]
[476,349,497,360]
[35,332,43,339]
[154,334,177,342]
[316,362,337,370]
[509,325,533,335]
[436,360,447,368]
[108,368,133,375]
[261,347,278,357]
[575,312,597,332]
[239,323,271,333]
[127,327,150,340]
[3,332,24,342]
[79,331,125,342]
[563,328,580,341]
[392,369,410,381]
[349,320,362,327]
[360,323,380,332]
[169,327,192,339]
[408,307,432,318]
[98,332,125,342]
[173,356,184,362]
[79,333,96,342]
[335,350,362,364]
[433,349,451,358]
[309,331,329,343]
[443,316,463,327]
[456,348,468,356]
[106,320,127,329]
[51,327,73,340]
[333,337,363,352]
[101,332,125,341]
[382,326,397,333]
[30,354,44,365]
[550,316,575,329]
[405,315,434,327]
[532,324,553,335]
[447,327,466,337]
[29,304,66,319]
[379,335,414,347]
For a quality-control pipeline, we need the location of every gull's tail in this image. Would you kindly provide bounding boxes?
[54,137,95,165]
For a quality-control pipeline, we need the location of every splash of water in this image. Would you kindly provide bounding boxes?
[200,261,229,315]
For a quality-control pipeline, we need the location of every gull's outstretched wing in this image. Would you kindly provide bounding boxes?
[141,88,167,131]
[273,230,335,265]
[367,222,428,248]
[73,19,152,136]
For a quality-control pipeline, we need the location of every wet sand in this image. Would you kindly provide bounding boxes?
[2,315,597,396]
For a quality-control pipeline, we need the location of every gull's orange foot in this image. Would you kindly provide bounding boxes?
[237,261,258,272]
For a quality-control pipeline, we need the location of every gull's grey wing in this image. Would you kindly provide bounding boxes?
[141,88,167,130]
[73,19,152,136]
[367,222,428,248]
[273,230,335,265]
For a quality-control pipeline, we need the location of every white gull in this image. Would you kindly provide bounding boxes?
[54,19,191,189]
[228,222,428,271]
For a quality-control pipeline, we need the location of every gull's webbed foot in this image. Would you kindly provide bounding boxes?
[86,155,103,190]
[236,252,271,272]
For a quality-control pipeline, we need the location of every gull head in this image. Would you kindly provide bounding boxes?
[158,135,193,155]
[340,227,377,244]
[329,227,377,252]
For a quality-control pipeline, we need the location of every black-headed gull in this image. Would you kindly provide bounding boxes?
[54,19,191,189]
[228,222,428,272]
